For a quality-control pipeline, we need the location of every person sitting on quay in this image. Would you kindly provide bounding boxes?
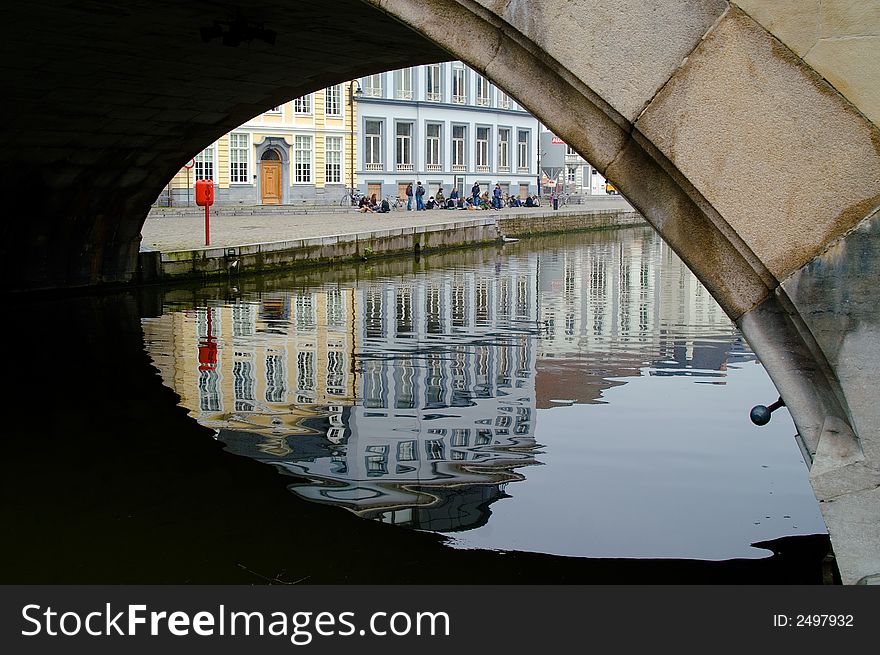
[426,196,436,210]
[524,195,535,207]
[448,186,459,209]
[435,187,445,207]
[359,194,374,213]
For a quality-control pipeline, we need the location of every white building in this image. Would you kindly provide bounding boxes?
[355,62,541,203]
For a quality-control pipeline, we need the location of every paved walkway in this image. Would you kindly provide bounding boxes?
[141,197,633,252]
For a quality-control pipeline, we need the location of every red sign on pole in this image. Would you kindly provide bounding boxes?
[551,136,565,145]
[195,179,214,246]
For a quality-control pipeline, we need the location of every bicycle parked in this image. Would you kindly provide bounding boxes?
[340,188,365,207]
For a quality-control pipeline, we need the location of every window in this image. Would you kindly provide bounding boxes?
[426,123,441,170]
[325,85,342,117]
[293,95,312,114]
[229,133,248,183]
[325,136,342,184]
[498,90,510,109]
[394,67,413,100]
[295,135,312,183]
[265,106,281,114]
[517,130,530,171]
[365,120,382,170]
[476,75,491,106]
[451,62,466,103]
[363,74,383,98]
[396,122,413,170]
[195,145,214,181]
[567,166,577,183]
[452,125,466,170]
[425,63,442,101]
[498,128,510,171]
[476,126,490,170]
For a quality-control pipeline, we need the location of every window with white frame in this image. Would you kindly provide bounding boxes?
[394,68,413,100]
[265,106,281,114]
[498,128,510,171]
[452,125,466,170]
[476,126,490,170]
[195,145,214,181]
[517,130,529,171]
[451,62,466,104]
[476,76,491,106]
[229,133,249,183]
[325,85,342,117]
[426,123,441,170]
[363,74,383,97]
[425,63,442,101]
[567,166,577,183]
[365,120,382,169]
[293,95,312,114]
[295,135,312,183]
[396,122,413,170]
[498,90,511,109]
[325,136,342,183]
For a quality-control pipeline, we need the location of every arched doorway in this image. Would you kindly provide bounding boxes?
[260,148,282,205]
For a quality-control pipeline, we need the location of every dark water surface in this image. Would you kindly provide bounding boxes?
[2,228,830,583]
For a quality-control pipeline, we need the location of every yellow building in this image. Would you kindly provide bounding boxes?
[166,83,357,206]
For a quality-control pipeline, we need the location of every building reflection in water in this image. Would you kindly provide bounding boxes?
[143,229,742,534]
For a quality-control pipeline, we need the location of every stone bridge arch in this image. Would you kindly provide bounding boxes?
[4,0,878,582]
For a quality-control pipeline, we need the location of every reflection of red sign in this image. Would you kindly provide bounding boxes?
[198,309,218,371]
[551,136,565,144]
[550,279,563,291]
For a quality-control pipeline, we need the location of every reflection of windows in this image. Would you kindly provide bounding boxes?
[265,354,286,403]
[476,429,492,445]
[366,445,389,476]
[451,429,470,446]
[199,369,221,411]
[364,289,384,339]
[294,294,316,330]
[396,287,412,336]
[363,359,386,409]
[397,440,417,462]
[297,351,315,392]
[233,360,255,402]
[395,360,415,409]
[327,351,345,395]
[425,439,445,461]
[326,289,346,328]
[232,303,255,337]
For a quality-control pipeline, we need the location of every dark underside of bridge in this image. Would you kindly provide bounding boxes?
[2,0,448,293]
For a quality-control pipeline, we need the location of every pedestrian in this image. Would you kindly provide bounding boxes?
[415,180,425,211]
[406,182,414,211]
[493,183,502,210]
[471,181,480,206]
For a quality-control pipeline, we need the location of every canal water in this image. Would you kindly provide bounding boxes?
[139,226,828,571]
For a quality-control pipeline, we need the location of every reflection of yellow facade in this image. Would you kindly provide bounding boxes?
[164,84,356,205]
[142,287,358,454]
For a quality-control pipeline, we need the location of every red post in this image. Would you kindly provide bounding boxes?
[195,179,215,247]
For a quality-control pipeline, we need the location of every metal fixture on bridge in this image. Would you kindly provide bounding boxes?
[750,397,786,425]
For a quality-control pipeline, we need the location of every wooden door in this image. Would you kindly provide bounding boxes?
[261,161,282,204]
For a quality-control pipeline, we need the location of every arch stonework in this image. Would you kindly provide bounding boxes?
[3,0,878,581]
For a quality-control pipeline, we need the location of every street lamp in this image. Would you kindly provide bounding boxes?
[349,80,363,199]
